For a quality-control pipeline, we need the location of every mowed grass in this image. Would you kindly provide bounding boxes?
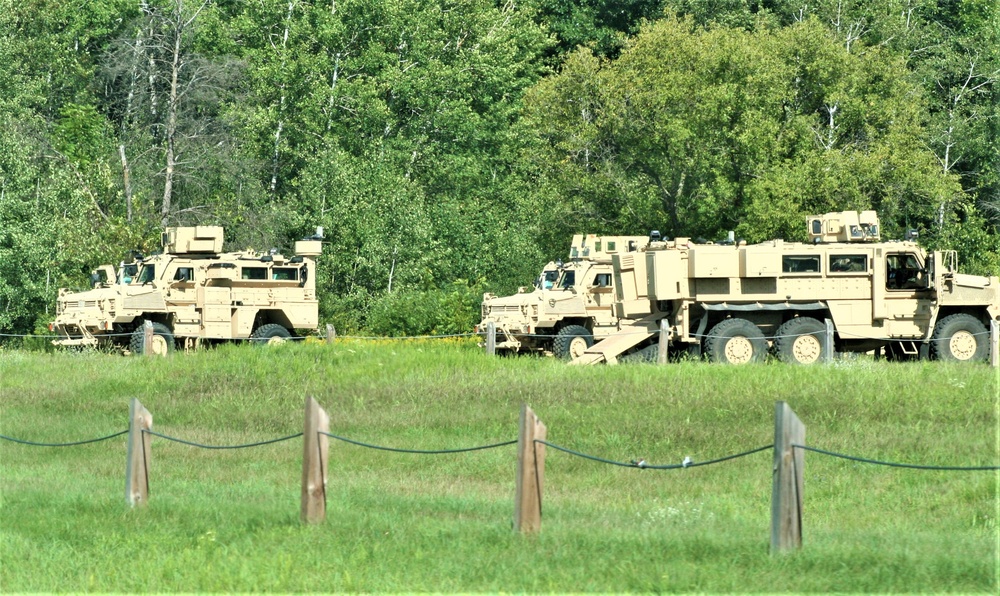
[1,340,997,592]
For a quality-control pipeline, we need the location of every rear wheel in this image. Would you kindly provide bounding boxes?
[129,322,174,356]
[774,317,830,364]
[703,318,767,364]
[552,325,594,360]
[251,323,292,345]
[930,314,988,362]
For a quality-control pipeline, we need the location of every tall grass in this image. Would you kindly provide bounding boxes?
[1,341,997,592]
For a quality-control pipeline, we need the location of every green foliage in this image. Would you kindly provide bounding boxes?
[366,280,486,337]
[522,17,966,249]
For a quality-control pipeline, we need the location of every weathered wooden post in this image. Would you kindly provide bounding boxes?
[514,404,546,533]
[771,401,805,554]
[325,323,336,345]
[657,319,669,365]
[823,319,835,363]
[485,321,497,356]
[125,398,153,508]
[301,396,330,524]
[143,320,153,356]
[991,320,999,369]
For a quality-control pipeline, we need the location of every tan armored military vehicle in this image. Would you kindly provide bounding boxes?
[50,226,323,354]
[574,211,999,364]
[478,234,649,359]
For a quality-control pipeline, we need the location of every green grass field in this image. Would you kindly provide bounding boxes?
[1,341,997,592]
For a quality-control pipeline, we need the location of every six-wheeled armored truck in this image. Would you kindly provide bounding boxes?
[573,211,999,364]
[50,226,323,354]
[478,234,649,359]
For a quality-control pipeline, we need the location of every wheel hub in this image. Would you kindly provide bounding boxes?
[724,336,754,364]
[948,331,977,361]
[149,335,170,356]
[792,335,822,364]
[568,336,589,359]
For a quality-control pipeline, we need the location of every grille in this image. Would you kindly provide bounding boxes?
[491,305,522,313]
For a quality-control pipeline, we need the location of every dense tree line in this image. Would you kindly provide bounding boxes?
[1,0,997,338]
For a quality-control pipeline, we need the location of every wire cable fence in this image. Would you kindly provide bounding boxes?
[4,399,996,545]
[143,429,303,450]
[536,440,774,469]
[319,431,517,454]
[3,429,995,472]
[0,429,128,447]
[793,444,1000,471]
[5,324,995,346]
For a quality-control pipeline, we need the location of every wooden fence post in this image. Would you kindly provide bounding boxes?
[325,323,336,345]
[823,319,835,363]
[125,398,153,508]
[657,319,669,364]
[143,320,153,356]
[301,396,330,524]
[485,321,496,356]
[514,404,546,533]
[991,320,999,369]
[771,401,805,554]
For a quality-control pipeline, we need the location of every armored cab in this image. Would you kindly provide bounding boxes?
[50,226,324,354]
[575,211,1000,364]
[478,234,650,359]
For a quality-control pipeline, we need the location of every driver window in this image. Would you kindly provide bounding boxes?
[559,271,576,289]
[886,254,923,290]
[137,265,155,284]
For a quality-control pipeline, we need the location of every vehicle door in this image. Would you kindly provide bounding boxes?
[875,251,933,337]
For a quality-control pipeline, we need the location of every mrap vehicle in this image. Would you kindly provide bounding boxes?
[50,226,323,354]
[478,234,649,359]
[573,211,999,364]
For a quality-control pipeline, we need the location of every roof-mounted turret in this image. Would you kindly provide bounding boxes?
[569,234,649,259]
[807,211,880,243]
[161,226,224,254]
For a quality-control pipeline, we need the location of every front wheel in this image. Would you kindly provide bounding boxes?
[552,325,594,360]
[129,322,175,356]
[930,314,988,362]
[703,318,767,364]
[250,323,292,345]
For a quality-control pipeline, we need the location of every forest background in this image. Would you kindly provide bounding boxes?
[1,0,997,339]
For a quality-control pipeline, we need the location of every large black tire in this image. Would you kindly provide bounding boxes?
[620,343,659,364]
[930,314,988,362]
[250,323,293,344]
[552,325,594,360]
[703,318,767,364]
[129,321,175,356]
[773,317,830,365]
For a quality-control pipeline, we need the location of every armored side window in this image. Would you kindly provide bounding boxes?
[559,270,576,289]
[829,255,867,273]
[782,255,820,273]
[594,241,602,253]
[272,267,298,281]
[174,267,194,281]
[593,273,612,287]
[242,267,267,280]
[606,241,616,251]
